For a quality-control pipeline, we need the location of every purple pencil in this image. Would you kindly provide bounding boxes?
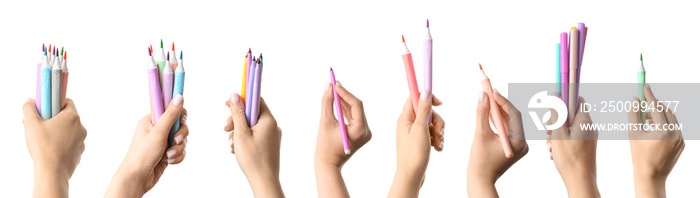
[560,32,569,121]
[330,67,351,155]
[250,55,263,126]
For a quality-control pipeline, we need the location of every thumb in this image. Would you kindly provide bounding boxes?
[229,93,252,139]
[476,91,491,134]
[152,94,184,137]
[23,98,41,124]
[320,82,337,124]
[414,90,433,127]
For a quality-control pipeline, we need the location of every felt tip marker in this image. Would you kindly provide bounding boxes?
[162,51,174,110]
[241,51,248,100]
[250,56,263,126]
[424,19,433,123]
[148,48,165,123]
[61,51,68,108]
[556,43,561,94]
[560,32,569,125]
[40,52,52,119]
[51,58,62,117]
[169,43,178,72]
[245,57,257,125]
[330,68,351,155]
[169,51,185,147]
[480,64,514,158]
[568,28,579,124]
[157,39,167,85]
[638,54,646,123]
[401,35,420,115]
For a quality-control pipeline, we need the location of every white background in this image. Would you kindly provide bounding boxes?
[1,0,698,197]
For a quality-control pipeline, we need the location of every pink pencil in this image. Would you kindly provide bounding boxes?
[480,64,513,158]
[560,32,569,122]
[330,68,351,155]
[147,47,164,123]
[162,52,174,108]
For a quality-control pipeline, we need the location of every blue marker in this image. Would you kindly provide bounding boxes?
[40,50,52,119]
[169,51,185,147]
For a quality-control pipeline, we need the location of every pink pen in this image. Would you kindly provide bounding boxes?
[61,51,68,108]
[560,32,569,121]
[424,19,433,122]
[330,68,351,155]
[148,49,165,123]
[401,35,420,115]
[480,64,513,158]
[162,52,174,107]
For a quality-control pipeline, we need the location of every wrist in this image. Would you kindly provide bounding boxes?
[390,168,423,195]
[33,164,70,198]
[560,170,600,198]
[105,166,145,197]
[247,171,284,197]
[633,171,666,198]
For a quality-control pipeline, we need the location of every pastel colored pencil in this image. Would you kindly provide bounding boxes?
[245,57,257,124]
[157,39,167,86]
[638,54,646,123]
[51,59,62,117]
[556,43,561,94]
[36,44,45,111]
[241,51,248,100]
[162,52,174,109]
[148,48,165,123]
[169,43,178,72]
[40,54,52,119]
[424,19,433,122]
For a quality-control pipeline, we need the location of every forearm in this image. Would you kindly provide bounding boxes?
[314,161,350,198]
[33,165,69,198]
[104,167,145,198]
[561,170,600,198]
[467,172,498,198]
[247,171,285,198]
[388,169,422,198]
[634,172,666,198]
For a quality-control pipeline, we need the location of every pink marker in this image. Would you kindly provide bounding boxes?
[331,68,351,155]
[148,49,165,123]
[401,35,420,115]
[162,51,174,108]
[560,32,569,120]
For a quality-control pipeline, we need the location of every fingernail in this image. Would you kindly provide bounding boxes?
[229,138,233,145]
[25,97,32,103]
[166,150,176,158]
[420,90,430,101]
[440,128,444,136]
[172,94,183,105]
[646,83,651,89]
[182,115,187,124]
[493,89,499,95]
[549,152,552,159]
[478,91,485,101]
[336,80,342,87]
[175,135,184,144]
[230,93,240,104]
[439,141,444,150]
[435,97,442,104]
[324,82,330,91]
[547,143,551,150]
[167,158,175,164]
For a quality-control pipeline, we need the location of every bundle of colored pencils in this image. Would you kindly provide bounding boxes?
[556,23,588,124]
[146,39,186,147]
[240,48,264,127]
[35,44,69,119]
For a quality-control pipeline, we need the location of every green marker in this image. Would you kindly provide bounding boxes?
[638,53,646,123]
[157,39,167,86]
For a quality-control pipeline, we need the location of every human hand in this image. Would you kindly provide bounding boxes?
[105,94,189,197]
[628,85,684,197]
[315,81,372,197]
[225,94,284,197]
[23,98,86,198]
[388,91,445,198]
[547,94,600,198]
[467,90,528,197]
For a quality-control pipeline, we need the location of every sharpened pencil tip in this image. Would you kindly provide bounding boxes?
[640,53,643,61]
[479,63,483,70]
[160,39,163,48]
[427,19,429,27]
[402,35,405,43]
[180,51,182,60]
